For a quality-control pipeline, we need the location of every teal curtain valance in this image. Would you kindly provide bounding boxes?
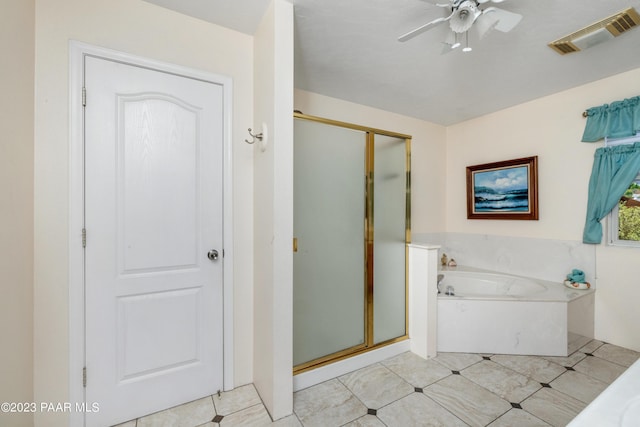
[582,96,640,142]
[583,142,640,243]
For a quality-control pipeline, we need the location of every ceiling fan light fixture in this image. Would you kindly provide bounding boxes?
[449,1,481,33]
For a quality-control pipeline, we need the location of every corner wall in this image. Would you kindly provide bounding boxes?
[446,67,640,352]
[0,2,34,427]
[34,1,254,425]
[253,0,294,420]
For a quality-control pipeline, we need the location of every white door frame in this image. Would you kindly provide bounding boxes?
[68,40,234,426]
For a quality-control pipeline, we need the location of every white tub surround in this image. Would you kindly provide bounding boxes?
[414,233,596,286]
[568,358,640,426]
[408,243,440,360]
[437,266,595,356]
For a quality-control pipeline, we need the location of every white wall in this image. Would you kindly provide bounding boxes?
[253,0,294,420]
[446,67,640,352]
[0,2,34,427]
[33,1,254,425]
[294,90,448,235]
[24,3,640,426]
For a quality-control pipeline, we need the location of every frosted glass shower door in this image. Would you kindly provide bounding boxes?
[293,119,366,367]
[373,135,408,344]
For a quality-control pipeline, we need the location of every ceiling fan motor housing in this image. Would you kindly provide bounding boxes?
[450,1,481,33]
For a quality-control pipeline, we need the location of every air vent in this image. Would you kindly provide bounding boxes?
[548,7,640,55]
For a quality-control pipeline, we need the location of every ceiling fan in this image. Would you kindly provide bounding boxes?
[398,0,522,52]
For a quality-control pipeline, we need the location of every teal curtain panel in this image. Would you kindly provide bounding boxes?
[583,142,640,243]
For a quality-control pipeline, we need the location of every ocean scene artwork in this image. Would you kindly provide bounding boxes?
[473,166,530,212]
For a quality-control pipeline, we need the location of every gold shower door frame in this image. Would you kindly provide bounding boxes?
[293,112,412,374]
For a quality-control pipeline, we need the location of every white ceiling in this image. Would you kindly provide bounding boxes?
[144,0,640,126]
[142,0,272,34]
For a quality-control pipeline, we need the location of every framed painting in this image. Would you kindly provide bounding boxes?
[466,156,538,220]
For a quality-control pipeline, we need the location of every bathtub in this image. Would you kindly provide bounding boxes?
[437,267,595,356]
[568,358,640,426]
[439,270,547,299]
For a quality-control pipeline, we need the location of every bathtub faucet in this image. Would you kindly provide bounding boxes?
[445,285,455,296]
[437,274,444,294]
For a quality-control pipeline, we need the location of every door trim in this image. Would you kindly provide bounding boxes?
[69,40,234,426]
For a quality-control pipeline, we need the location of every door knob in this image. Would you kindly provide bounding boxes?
[207,249,219,261]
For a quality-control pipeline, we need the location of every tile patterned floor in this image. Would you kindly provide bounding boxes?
[115,336,639,427]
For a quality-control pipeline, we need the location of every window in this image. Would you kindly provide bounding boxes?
[607,135,640,247]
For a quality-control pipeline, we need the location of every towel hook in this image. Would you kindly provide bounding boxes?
[245,128,263,145]
[244,124,268,152]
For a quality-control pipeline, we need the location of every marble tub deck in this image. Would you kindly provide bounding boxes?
[115,335,639,427]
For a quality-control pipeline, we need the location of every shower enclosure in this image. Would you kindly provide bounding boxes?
[293,113,411,373]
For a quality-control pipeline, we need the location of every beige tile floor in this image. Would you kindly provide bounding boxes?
[116,335,639,427]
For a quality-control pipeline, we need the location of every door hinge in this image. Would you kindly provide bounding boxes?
[83,367,87,387]
[82,87,86,107]
[82,228,86,248]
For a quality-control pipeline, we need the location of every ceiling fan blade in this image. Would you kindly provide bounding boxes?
[420,0,453,7]
[473,9,500,39]
[483,6,522,32]
[398,12,454,42]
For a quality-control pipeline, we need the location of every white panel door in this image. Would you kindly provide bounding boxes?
[84,56,224,426]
